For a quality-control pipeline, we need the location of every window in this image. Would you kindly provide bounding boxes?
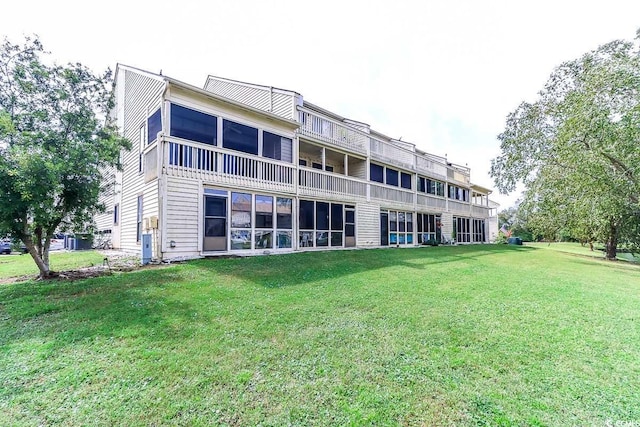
[147,108,162,144]
[299,159,307,167]
[223,120,258,155]
[255,195,273,229]
[401,172,412,190]
[136,196,143,243]
[370,163,384,183]
[385,210,415,246]
[231,192,252,228]
[299,200,315,230]
[138,125,145,173]
[113,203,119,225]
[418,177,426,193]
[386,168,399,186]
[263,131,292,163]
[298,199,346,248]
[454,217,471,243]
[276,197,293,249]
[204,196,226,238]
[325,165,334,173]
[312,162,323,170]
[170,104,217,145]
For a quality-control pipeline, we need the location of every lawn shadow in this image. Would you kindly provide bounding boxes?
[192,244,537,289]
[0,267,202,353]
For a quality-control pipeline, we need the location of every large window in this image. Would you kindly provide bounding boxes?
[419,177,445,196]
[454,217,471,243]
[448,185,469,201]
[170,104,217,145]
[223,119,258,155]
[147,108,162,144]
[255,195,273,249]
[231,192,252,250]
[370,163,384,183]
[401,172,412,190]
[263,131,292,163]
[276,198,293,248]
[417,213,442,243]
[473,219,486,243]
[386,168,399,186]
[299,200,347,248]
[386,210,414,246]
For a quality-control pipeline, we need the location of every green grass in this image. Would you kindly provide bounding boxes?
[1,245,639,426]
[527,241,639,263]
[0,250,106,280]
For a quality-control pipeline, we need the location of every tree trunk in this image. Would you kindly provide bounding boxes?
[23,237,52,278]
[605,220,618,260]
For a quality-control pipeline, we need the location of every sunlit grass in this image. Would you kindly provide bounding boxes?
[1,245,639,425]
[0,250,106,280]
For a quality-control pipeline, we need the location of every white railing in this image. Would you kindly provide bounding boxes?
[370,183,414,205]
[448,200,470,214]
[472,205,491,218]
[370,136,415,171]
[416,156,448,180]
[417,194,447,210]
[163,138,296,193]
[299,168,367,200]
[298,107,368,154]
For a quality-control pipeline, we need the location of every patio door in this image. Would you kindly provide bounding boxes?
[380,212,389,246]
[203,195,227,251]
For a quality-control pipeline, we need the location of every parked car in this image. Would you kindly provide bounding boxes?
[0,240,28,255]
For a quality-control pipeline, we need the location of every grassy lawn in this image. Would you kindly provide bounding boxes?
[0,250,107,280]
[1,245,639,425]
[527,241,639,263]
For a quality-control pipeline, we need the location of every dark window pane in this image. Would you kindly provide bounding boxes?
[316,232,329,246]
[223,120,258,155]
[312,162,323,170]
[325,165,334,172]
[331,232,343,246]
[345,224,355,237]
[345,210,355,224]
[370,163,384,183]
[170,104,217,145]
[205,197,226,217]
[277,198,292,229]
[205,218,225,237]
[418,177,425,193]
[299,159,307,166]
[417,214,423,232]
[401,172,412,189]
[299,200,314,229]
[277,214,292,229]
[147,109,162,144]
[316,202,329,230]
[331,203,343,230]
[256,214,273,228]
[263,131,292,163]
[386,168,398,186]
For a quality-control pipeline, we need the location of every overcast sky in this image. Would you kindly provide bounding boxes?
[4,0,639,208]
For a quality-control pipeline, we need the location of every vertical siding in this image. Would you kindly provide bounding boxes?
[356,202,380,247]
[164,176,200,258]
[118,69,165,254]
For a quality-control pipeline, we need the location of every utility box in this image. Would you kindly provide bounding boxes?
[141,234,152,265]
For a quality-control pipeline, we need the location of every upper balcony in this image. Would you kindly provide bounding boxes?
[298,106,368,155]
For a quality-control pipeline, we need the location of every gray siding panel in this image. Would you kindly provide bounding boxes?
[356,202,380,247]
[164,176,200,258]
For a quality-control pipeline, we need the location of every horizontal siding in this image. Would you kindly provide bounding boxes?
[356,202,380,247]
[119,70,165,254]
[95,165,116,231]
[440,213,453,242]
[164,176,200,258]
[204,77,295,120]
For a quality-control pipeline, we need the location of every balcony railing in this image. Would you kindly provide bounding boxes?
[163,138,296,193]
[370,183,414,205]
[472,205,491,218]
[298,107,368,155]
[448,200,470,214]
[417,194,447,210]
[299,168,367,200]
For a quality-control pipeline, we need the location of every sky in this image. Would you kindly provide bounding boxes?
[3,0,640,209]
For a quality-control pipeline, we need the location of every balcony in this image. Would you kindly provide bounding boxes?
[162,138,296,193]
[298,107,368,155]
[299,168,367,201]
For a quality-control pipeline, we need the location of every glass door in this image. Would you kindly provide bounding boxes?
[203,195,227,251]
[380,212,389,246]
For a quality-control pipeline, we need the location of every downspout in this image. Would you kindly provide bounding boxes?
[157,80,170,262]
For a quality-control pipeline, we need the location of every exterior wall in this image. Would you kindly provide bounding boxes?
[118,69,165,255]
[488,215,499,242]
[440,213,454,242]
[356,202,380,247]
[163,176,200,258]
[203,77,297,120]
[94,165,116,232]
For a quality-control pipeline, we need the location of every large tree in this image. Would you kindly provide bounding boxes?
[0,36,129,277]
[491,35,640,260]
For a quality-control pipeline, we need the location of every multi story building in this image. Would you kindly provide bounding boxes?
[94,64,498,260]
